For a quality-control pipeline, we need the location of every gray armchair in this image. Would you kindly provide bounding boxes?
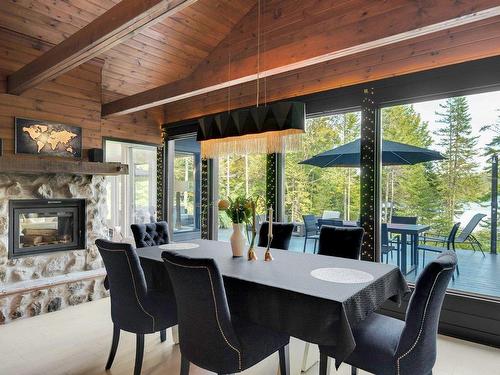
[319,251,457,375]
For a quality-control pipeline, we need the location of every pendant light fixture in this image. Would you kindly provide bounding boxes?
[197,0,305,159]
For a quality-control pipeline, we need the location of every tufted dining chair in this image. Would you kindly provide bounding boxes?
[130,221,176,342]
[96,239,178,375]
[131,221,170,248]
[162,251,291,375]
[257,222,295,250]
[317,226,364,259]
[319,251,457,375]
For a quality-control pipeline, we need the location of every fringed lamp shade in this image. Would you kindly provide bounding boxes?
[197,101,305,158]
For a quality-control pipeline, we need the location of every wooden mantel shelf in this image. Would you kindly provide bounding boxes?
[0,156,129,176]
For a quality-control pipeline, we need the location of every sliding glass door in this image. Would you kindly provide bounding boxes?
[169,137,202,241]
[105,140,158,241]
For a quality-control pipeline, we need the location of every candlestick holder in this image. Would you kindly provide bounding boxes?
[247,228,258,261]
[264,236,273,261]
[247,246,258,261]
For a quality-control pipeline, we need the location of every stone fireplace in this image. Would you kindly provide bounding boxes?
[0,173,110,324]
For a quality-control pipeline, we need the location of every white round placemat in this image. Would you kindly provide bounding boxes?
[310,267,374,284]
[159,243,200,250]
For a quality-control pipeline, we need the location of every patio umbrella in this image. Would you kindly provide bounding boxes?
[299,138,445,168]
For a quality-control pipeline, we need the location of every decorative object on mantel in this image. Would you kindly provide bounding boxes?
[218,196,252,258]
[88,148,104,162]
[196,0,304,159]
[0,155,128,176]
[264,207,274,262]
[15,117,82,158]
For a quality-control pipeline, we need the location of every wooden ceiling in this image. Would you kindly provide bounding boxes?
[2,0,500,123]
[0,0,256,100]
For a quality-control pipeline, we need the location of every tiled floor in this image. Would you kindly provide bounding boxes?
[0,298,498,375]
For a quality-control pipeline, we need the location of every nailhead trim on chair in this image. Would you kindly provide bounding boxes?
[396,267,452,375]
[164,258,242,371]
[99,246,156,332]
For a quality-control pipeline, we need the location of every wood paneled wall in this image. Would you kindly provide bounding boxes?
[164,8,500,123]
[0,29,162,155]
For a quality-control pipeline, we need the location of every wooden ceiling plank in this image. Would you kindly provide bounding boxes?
[102,5,500,117]
[7,0,200,95]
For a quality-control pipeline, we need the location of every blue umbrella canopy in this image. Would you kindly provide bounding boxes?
[299,139,445,168]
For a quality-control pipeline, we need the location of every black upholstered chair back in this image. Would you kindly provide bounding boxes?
[257,222,294,250]
[131,221,170,248]
[162,251,242,374]
[396,251,457,375]
[95,239,155,333]
[317,226,364,259]
[391,215,418,225]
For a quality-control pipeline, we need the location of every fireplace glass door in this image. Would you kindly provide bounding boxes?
[9,199,86,258]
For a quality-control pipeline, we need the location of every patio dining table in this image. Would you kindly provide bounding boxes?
[343,221,430,274]
[139,239,409,366]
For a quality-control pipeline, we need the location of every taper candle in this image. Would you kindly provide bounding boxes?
[268,207,273,237]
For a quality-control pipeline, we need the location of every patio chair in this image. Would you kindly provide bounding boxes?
[382,223,400,265]
[302,214,319,253]
[322,210,341,219]
[418,222,460,279]
[317,218,344,228]
[391,216,416,249]
[391,215,417,225]
[421,214,486,256]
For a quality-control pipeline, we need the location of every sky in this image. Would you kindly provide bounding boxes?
[411,90,500,168]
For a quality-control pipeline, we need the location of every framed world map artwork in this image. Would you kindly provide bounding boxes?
[15,118,82,158]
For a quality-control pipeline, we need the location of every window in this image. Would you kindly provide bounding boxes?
[217,154,267,242]
[284,112,361,252]
[105,140,157,241]
[381,91,500,299]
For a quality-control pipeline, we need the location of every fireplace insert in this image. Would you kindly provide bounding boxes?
[9,199,86,258]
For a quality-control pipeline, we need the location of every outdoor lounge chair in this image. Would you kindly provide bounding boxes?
[422,214,486,255]
[418,222,460,279]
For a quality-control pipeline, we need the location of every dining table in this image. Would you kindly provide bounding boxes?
[138,239,409,366]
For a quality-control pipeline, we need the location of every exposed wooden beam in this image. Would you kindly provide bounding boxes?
[102,5,500,118]
[7,0,198,95]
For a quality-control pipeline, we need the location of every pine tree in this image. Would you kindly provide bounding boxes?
[434,97,480,225]
[381,105,442,226]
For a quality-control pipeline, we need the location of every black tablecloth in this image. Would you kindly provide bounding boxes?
[139,239,409,365]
